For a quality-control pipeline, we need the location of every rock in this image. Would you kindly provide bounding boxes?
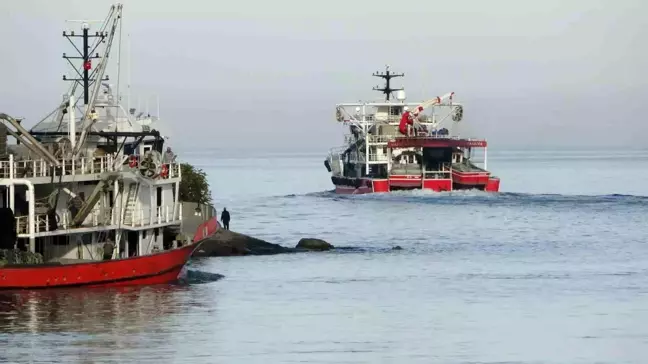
[0,249,44,267]
[295,238,334,251]
[392,245,403,250]
[192,229,295,257]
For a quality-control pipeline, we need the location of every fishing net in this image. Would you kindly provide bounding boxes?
[0,249,44,267]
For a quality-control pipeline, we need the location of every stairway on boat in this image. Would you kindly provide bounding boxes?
[122,182,140,226]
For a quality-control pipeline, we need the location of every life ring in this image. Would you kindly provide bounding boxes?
[128,155,138,168]
[160,164,169,178]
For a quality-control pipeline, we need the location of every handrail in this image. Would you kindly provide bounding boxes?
[127,205,178,227]
[367,135,394,143]
[367,154,388,162]
[0,154,180,179]
[15,204,181,235]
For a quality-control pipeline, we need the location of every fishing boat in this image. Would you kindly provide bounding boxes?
[0,3,216,290]
[324,65,500,194]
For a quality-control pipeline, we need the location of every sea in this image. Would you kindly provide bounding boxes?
[1,149,647,363]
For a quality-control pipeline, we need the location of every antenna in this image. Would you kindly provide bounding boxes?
[62,20,109,106]
[127,33,131,114]
[372,64,404,101]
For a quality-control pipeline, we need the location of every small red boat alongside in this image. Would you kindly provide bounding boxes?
[324,65,500,194]
[0,4,217,290]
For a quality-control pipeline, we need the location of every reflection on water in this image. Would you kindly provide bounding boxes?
[0,285,200,363]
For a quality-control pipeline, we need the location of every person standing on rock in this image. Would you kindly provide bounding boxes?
[221,208,230,230]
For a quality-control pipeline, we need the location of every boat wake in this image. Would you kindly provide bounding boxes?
[292,189,648,206]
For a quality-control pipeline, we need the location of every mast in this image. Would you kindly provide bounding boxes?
[62,22,108,106]
[69,4,123,157]
[372,65,404,101]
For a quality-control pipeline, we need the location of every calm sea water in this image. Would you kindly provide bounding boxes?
[1,149,648,363]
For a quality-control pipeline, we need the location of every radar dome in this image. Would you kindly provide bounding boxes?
[395,89,406,101]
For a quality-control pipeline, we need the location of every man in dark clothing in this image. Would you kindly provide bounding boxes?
[221,208,230,230]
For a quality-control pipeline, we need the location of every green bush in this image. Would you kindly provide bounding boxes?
[179,163,212,204]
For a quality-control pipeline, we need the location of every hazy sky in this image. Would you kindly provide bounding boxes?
[0,0,646,151]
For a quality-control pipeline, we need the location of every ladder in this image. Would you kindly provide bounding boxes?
[122,183,139,226]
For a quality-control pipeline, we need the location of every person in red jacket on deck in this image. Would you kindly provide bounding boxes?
[399,106,427,136]
[399,107,413,135]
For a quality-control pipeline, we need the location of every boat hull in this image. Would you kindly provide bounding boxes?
[0,241,202,290]
[332,176,500,194]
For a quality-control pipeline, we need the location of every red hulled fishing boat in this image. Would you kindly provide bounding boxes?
[0,3,216,290]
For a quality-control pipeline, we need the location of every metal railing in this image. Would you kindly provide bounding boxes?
[15,204,182,235]
[125,205,181,227]
[423,163,452,179]
[367,135,394,144]
[15,208,112,235]
[367,154,389,162]
[0,154,180,180]
[0,155,116,179]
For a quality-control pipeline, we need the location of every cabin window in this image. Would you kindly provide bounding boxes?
[142,145,152,155]
[154,228,159,239]
[108,190,114,208]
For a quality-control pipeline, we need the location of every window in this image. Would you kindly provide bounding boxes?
[389,107,402,116]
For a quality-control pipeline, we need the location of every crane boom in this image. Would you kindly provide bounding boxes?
[398,92,455,135]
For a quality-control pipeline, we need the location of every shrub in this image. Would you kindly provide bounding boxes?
[179,163,212,205]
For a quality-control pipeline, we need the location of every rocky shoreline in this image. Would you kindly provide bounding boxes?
[192,229,334,257]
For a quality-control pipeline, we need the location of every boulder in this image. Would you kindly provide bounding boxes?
[193,229,294,257]
[295,238,334,251]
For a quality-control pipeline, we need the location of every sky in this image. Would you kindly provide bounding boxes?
[0,0,646,152]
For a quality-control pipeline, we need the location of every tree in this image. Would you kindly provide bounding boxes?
[179,163,212,205]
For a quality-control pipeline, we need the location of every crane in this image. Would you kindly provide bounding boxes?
[398,92,455,135]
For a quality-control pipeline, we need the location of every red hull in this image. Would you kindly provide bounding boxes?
[451,170,491,186]
[0,242,199,290]
[332,177,500,194]
[0,217,220,290]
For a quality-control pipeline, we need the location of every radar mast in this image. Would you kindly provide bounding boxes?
[372,65,404,101]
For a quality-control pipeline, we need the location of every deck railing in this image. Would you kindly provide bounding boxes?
[0,154,180,180]
[125,205,181,227]
[0,155,116,179]
[423,163,452,179]
[367,135,394,144]
[15,208,112,235]
[15,204,183,235]
[367,154,389,162]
